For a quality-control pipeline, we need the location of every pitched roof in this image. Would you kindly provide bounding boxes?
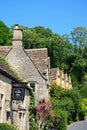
[49,68,57,82]
[0,61,20,81]
[25,48,48,74]
[0,46,49,76]
[0,46,11,57]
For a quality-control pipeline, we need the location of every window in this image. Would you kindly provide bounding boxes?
[30,83,35,91]
[6,111,10,122]
[43,72,46,77]
[0,94,3,122]
[23,113,25,120]
[0,94,3,108]
[19,113,22,121]
[1,94,3,100]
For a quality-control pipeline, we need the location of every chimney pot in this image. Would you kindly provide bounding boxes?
[14,24,19,29]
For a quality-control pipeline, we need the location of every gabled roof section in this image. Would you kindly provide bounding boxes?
[0,61,20,81]
[0,46,11,57]
[25,48,48,74]
[24,47,47,80]
[49,68,57,81]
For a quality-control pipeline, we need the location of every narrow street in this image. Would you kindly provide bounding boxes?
[67,120,87,130]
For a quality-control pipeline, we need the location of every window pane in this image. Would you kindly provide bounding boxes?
[30,83,35,91]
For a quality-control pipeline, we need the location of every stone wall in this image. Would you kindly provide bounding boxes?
[6,45,48,103]
[0,74,12,123]
[0,73,29,130]
[50,68,72,89]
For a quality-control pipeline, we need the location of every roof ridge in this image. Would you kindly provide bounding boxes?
[25,48,47,51]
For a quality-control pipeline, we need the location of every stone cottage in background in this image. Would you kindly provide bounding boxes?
[50,68,72,89]
[0,24,72,130]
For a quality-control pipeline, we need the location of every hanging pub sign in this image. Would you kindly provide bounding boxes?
[11,82,27,100]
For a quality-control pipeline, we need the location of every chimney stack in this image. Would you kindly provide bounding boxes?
[13,24,23,46]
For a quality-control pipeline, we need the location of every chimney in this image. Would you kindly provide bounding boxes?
[13,24,23,46]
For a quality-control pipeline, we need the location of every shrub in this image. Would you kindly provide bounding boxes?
[53,109,67,130]
[0,123,16,130]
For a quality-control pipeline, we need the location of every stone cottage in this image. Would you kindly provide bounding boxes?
[49,68,72,89]
[0,24,72,130]
[0,60,29,130]
[0,24,50,104]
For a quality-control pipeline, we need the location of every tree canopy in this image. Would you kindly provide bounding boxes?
[0,20,87,129]
[1,21,87,88]
[0,21,12,45]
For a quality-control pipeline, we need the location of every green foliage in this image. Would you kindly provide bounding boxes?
[81,98,87,115]
[54,109,67,130]
[80,87,87,98]
[20,25,54,49]
[0,123,16,130]
[77,98,87,120]
[79,74,87,98]
[21,24,87,87]
[50,84,84,124]
[0,55,10,66]
[15,24,71,69]
[0,20,12,45]
[65,51,87,87]
[2,20,87,88]
[29,89,37,130]
[71,57,86,83]
[3,22,87,88]
[1,20,87,129]
[0,56,23,81]
[44,109,67,130]
[70,26,87,49]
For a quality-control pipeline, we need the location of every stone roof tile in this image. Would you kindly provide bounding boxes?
[49,68,57,82]
[25,48,48,73]
[0,46,49,77]
[0,46,11,57]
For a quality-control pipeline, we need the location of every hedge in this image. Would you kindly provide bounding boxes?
[54,109,67,130]
[0,123,16,130]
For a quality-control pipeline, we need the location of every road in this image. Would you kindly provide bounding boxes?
[67,120,87,130]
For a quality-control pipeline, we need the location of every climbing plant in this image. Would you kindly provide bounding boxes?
[29,89,38,130]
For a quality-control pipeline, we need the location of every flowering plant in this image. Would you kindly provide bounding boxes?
[35,98,55,129]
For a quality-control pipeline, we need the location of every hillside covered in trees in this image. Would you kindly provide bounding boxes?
[0,20,87,129]
[1,20,87,89]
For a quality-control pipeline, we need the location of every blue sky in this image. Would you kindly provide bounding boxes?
[0,0,87,35]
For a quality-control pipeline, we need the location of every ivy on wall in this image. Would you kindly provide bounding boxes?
[29,89,38,130]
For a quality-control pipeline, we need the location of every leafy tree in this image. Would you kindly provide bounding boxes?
[62,34,70,43]
[0,20,12,45]
[2,21,87,87]
[71,57,86,85]
[32,26,53,38]
[50,84,84,124]
[81,98,87,115]
[79,74,87,99]
[70,26,87,49]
